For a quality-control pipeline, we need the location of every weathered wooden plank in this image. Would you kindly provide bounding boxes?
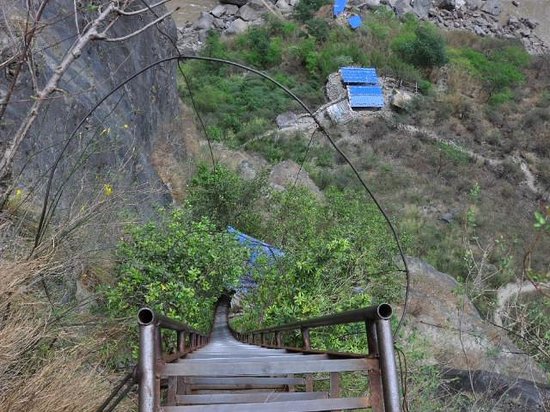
[162,358,375,376]
[184,377,305,386]
[162,396,371,411]
[176,391,328,404]
[178,354,328,363]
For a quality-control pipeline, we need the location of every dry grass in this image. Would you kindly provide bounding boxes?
[0,222,132,412]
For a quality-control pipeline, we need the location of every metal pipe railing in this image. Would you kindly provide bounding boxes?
[137,307,208,412]
[247,303,392,334]
[233,303,401,412]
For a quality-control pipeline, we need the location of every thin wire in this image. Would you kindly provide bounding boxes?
[34,54,411,337]
[396,347,410,412]
[137,0,216,168]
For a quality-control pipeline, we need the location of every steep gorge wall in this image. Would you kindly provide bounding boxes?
[0,0,196,222]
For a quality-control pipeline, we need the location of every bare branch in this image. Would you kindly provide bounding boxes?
[114,0,171,16]
[0,2,117,182]
[100,7,178,42]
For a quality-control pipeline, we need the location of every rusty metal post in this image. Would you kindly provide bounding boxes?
[301,327,313,392]
[366,321,384,412]
[138,310,160,412]
[275,331,282,347]
[177,331,186,353]
[376,319,401,412]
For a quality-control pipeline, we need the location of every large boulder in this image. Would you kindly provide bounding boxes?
[269,160,323,199]
[225,18,250,35]
[221,0,249,6]
[402,258,546,383]
[480,0,501,15]
[411,0,433,18]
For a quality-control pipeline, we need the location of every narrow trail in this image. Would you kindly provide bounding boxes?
[393,121,550,201]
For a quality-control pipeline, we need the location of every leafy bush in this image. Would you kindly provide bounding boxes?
[104,211,248,331]
[393,24,448,69]
[294,0,330,23]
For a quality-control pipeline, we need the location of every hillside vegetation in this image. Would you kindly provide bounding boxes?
[1,1,549,410]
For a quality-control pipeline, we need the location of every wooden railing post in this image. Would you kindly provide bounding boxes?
[275,331,282,347]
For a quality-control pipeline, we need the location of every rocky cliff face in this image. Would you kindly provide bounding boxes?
[0,1,196,222]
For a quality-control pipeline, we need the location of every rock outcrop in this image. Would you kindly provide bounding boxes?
[0,1,197,218]
[402,257,547,383]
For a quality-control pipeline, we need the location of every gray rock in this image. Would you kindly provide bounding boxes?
[269,160,323,199]
[289,0,300,6]
[437,0,465,10]
[364,0,381,9]
[276,112,299,129]
[403,257,547,382]
[411,0,432,18]
[211,5,227,18]
[474,24,486,35]
[194,12,215,30]
[465,0,482,9]
[275,0,293,12]
[238,4,262,21]
[247,0,270,11]
[220,0,248,6]
[508,15,519,26]
[511,0,519,6]
[523,18,538,29]
[440,211,455,223]
[480,0,501,16]
[225,18,250,34]
[213,18,227,29]
[394,0,414,15]
[391,90,414,109]
[225,4,240,15]
[237,160,258,180]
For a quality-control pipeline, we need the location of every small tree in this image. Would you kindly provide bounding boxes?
[393,25,448,70]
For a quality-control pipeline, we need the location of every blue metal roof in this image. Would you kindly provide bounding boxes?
[347,85,384,108]
[333,0,347,17]
[348,85,383,95]
[347,15,362,29]
[339,67,378,84]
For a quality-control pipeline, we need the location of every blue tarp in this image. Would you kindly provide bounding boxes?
[347,15,362,29]
[333,0,347,17]
[339,67,378,85]
[228,226,284,291]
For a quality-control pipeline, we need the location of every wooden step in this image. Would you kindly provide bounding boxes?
[184,376,305,390]
[178,354,328,363]
[162,358,375,377]
[162,396,371,411]
[177,391,329,404]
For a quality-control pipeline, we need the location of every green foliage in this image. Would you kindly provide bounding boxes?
[436,141,471,165]
[104,210,248,331]
[232,187,403,351]
[294,0,330,23]
[392,24,448,69]
[238,27,283,69]
[449,45,530,99]
[186,164,267,234]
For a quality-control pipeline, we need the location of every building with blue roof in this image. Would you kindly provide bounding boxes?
[339,67,385,109]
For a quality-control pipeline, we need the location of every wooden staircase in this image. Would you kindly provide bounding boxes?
[138,300,401,411]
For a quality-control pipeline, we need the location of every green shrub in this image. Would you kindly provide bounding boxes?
[104,212,248,331]
[294,0,330,23]
[392,24,448,69]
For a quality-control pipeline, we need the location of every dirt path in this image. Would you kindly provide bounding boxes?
[393,121,550,201]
